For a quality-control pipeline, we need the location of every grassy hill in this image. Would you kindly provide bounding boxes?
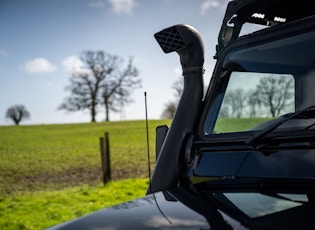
[0,120,171,195]
[0,120,172,229]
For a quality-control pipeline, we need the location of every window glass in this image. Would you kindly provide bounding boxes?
[203,29,315,136]
[207,72,295,134]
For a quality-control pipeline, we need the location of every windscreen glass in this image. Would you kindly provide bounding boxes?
[213,72,294,134]
[204,29,315,135]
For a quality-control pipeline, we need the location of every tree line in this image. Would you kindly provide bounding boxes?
[5,50,141,125]
[161,74,294,119]
[220,75,294,118]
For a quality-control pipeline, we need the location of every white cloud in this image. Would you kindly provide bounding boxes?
[107,0,136,15]
[200,0,225,15]
[62,55,90,75]
[89,0,136,15]
[23,58,57,74]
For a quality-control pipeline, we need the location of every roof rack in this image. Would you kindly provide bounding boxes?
[216,0,315,57]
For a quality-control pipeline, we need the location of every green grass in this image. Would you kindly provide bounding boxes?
[0,178,149,230]
[214,117,271,133]
[1,120,164,229]
[0,120,171,195]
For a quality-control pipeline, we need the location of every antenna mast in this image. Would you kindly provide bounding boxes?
[144,92,151,184]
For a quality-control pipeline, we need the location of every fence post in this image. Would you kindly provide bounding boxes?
[104,132,111,182]
[100,132,111,184]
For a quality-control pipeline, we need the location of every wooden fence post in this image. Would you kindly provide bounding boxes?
[100,132,111,184]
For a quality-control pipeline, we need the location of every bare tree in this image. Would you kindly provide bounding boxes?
[161,101,177,119]
[5,105,30,125]
[247,90,261,118]
[218,106,229,118]
[59,51,141,122]
[160,78,183,119]
[171,77,184,100]
[101,58,140,121]
[161,77,208,119]
[255,75,294,117]
[223,88,247,118]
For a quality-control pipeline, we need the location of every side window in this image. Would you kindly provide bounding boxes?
[204,72,295,134]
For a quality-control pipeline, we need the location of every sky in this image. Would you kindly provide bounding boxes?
[0,0,231,125]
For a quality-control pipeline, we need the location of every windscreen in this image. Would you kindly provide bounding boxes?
[204,29,315,135]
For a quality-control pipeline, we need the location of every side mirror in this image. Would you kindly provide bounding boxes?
[155,125,169,160]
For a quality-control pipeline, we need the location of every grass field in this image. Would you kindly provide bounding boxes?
[1,178,149,230]
[0,118,270,229]
[1,120,171,229]
[0,120,171,195]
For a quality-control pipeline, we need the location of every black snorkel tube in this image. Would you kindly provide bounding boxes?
[148,24,204,193]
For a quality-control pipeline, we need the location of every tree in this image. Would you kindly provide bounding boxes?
[255,75,294,117]
[161,101,177,119]
[218,106,229,118]
[223,88,247,118]
[161,77,208,119]
[101,57,140,121]
[5,105,30,125]
[161,78,183,119]
[247,90,261,118]
[59,51,141,122]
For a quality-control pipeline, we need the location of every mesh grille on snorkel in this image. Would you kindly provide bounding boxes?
[154,24,204,70]
[154,26,186,53]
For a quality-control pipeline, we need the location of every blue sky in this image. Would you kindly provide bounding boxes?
[0,0,230,125]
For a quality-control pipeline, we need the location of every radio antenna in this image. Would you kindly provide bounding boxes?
[144,91,172,224]
[144,92,152,188]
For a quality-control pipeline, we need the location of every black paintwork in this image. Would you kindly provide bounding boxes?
[46,184,315,230]
[46,189,209,230]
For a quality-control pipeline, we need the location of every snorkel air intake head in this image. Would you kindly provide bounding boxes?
[154,24,204,71]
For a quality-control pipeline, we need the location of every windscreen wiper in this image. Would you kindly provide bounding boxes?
[245,105,315,145]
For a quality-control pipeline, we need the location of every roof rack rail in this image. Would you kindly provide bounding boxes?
[216,0,315,57]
